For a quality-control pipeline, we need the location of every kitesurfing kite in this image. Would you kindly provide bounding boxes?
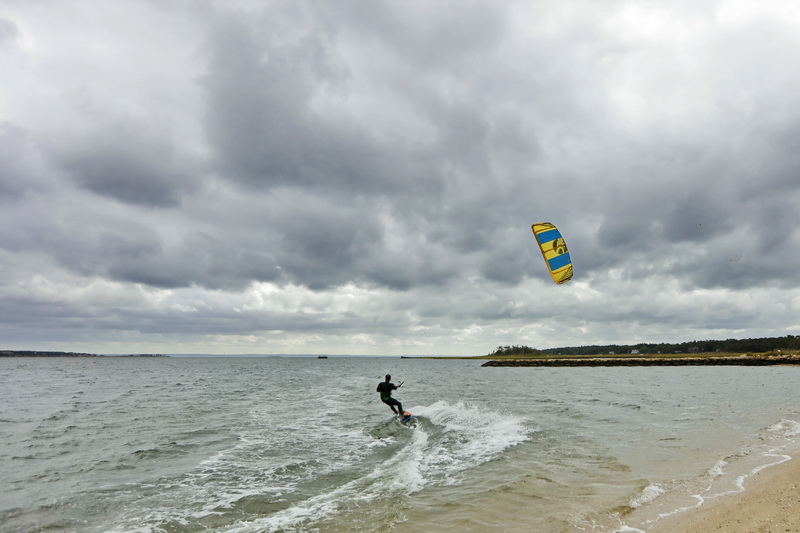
[532,223,573,284]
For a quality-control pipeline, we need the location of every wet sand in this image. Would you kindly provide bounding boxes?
[647,455,800,532]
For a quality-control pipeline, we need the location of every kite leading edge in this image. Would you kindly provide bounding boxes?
[532,222,573,284]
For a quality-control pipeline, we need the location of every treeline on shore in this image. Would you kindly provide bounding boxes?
[0,350,165,357]
[489,335,800,357]
[1,350,96,357]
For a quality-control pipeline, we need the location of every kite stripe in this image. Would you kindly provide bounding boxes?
[536,228,561,244]
[548,252,571,271]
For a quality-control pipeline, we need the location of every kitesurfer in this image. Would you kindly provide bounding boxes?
[376,374,403,416]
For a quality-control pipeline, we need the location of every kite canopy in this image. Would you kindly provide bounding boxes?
[531,223,573,284]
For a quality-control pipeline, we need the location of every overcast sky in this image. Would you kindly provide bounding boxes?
[1,0,799,355]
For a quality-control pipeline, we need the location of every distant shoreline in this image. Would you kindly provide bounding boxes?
[0,351,166,357]
[480,354,800,367]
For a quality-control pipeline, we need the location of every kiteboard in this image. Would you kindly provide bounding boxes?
[398,411,414,424]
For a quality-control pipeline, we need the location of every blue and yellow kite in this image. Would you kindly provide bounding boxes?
[532,223,573,284]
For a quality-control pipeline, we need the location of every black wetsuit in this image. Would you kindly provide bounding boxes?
[376,381,403,414]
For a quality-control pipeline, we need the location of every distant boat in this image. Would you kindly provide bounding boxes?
[318,355,328,359]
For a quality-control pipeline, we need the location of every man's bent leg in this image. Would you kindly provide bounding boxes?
[391,398,403,415]
[383,399,398,414]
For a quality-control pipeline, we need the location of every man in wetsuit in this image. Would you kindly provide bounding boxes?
[376,374,403,416]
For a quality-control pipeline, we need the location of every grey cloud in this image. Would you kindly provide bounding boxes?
[663,193,734,245]
[0,123,32,201]
[83,225,274,291]
[200,2,524,203]
[52,119,200,208]
[0,18,19,49]
[192,4,548,291]
[327,0,508,77]
[49,219,165,281]
[202,9,361,189]
[2,0,800,355]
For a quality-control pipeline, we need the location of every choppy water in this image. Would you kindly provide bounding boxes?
[1,356,799,532]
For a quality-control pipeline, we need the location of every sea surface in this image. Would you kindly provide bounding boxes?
[2,356,799,533]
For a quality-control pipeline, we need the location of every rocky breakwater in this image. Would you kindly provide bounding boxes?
[481,354,800,367]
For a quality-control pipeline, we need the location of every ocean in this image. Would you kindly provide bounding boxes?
[2,356,799,532]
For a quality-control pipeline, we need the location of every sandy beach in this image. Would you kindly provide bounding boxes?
[647,455,800,533]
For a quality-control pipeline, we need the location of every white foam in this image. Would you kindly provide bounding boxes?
[628,483,665,509]
[218,401,531,533]
[721,452,791,498]
[411,401,529,486]
[365,436,394,448]
[384,426,429,492]
[417,401,528,451]
[223,463,385,533]
[767,418,800,438]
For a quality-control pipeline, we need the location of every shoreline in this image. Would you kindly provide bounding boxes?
[0,350,165,357]
[481,355,800,367]
[643,453,800,532]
